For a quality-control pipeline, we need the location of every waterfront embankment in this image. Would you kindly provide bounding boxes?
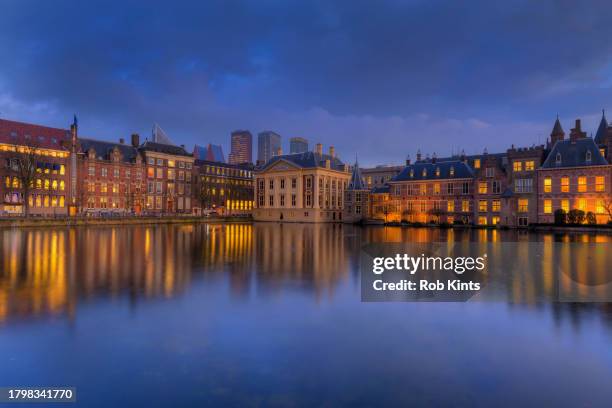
[0,216,252,228]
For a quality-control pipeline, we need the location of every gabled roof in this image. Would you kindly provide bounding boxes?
[140,141,192,157]
[80,138,139,163]
[541,138,608,168]
[551,117,565,137]
[0,118,70,150]
[347,161,367,190]
[392,160,474,182]
[594,111,608,145]
[258,151,345,171]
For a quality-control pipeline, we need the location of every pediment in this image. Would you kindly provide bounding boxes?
[263,159,301,173]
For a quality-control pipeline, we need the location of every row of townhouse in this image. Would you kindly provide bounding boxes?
[0,117,255,217]
[344,114,612,226]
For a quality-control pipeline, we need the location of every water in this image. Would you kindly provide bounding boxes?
[0,223,611,407]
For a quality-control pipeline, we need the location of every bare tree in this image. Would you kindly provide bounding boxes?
[13,143,40,217]
[604,197,612,223]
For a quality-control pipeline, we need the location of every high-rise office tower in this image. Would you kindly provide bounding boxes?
[289,137,308,154]
[228,130,253,164]
[257,131,281,165]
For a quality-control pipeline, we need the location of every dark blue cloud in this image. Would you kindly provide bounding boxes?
[1,0,612,166]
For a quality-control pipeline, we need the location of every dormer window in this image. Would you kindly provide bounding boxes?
[555,153,562,165]
[422,168,427,177]
[450,166,455,177]
[409,169,414,178]
[435,167,440,177]
[586,150,592,163]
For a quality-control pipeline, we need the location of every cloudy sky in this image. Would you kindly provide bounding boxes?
[1,0,611,166]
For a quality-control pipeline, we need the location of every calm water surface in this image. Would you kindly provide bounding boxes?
[0,223,611,407]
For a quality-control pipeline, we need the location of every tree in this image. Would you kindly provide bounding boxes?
[427,208,446,224]
[13,143,40,217]
[604,197,612,223]
[586,211,597,225]
[567,209,585,225]
[554,209,566,225]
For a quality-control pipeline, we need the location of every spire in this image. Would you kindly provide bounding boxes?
[73,114,78,129]
[550,115,565,145]
[594,109,608,145]
[347,160,366,190]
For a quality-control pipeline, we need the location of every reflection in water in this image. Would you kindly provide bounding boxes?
[0,224,611,328]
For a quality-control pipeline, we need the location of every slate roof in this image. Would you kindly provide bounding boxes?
[194,159,253,171]
[347,162,367,190]
[372,185,390,194]
[392,160,474,182]
[140,141,192,157]
[0,118,70,150]
[259,151,345,171]
[551,117,565,136]
[416,152,507,170]
[594,111,609,145]
[80,138,139,163]
[541,138,608,168]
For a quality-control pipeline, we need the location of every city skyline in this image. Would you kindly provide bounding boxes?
[3,1,612,167]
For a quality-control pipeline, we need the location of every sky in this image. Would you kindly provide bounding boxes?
[1,0,612,166]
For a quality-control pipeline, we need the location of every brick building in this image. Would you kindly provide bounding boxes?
[343,161,370,223]
[196,160,254,215]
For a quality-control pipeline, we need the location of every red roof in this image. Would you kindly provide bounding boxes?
[0,118,70,150]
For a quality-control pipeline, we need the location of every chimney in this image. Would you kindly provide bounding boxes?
[119,138,125,144]
[570,118,586,142]
[131,133,140,147]
[315,143,323,155]
[405,154,411,166]
[329,146,335,158]
[416,149,422,162]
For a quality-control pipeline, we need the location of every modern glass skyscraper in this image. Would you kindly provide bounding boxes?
[289,137,308,154]
[228,130,253,164]
[257,131,281,165]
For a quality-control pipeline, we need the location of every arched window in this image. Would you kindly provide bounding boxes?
[450,166,455,176]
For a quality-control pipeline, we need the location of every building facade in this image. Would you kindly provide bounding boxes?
[362,165,403,189]
[194,143,225,163]
[289,137,308,154]
[196,160,254,215]
[228,130,253,165]
[253,144,350,222]
[257,131,281,166]
[343,161,370,223]
[0,118,72,216]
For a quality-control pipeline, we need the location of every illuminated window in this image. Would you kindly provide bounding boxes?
[600,148,606,157]
[479,200,487,212]
[596,200,605,214]
[435,167,440,177]
[44,179,50,190]
[492,200,500,212]
[462,200,470,212]
[561,199,569,213]
[147,167,154,178]
[447,216,454,224]
[60,180,65,191]
[561,177,569,193]
[544,177,551,193]
[525,161,535,171]
[449,166,455,176]
[52,180,58,190]
[478,181,487,194]
[474,159,480,169]
[513,161,522,172]
[491,216,499,225]
[518,198,528,213]
[59,165,65,175]
[595,176,605,192]
[447,200,454,212]
[433,183,440,194]
[478,216,487,225]
[101,183,108,193]
[544,199,552,214]
[168,160,175,168]
[156,168,163,179]
[577,199,586,211]
[577,176,586,192]
[422,168,427,177]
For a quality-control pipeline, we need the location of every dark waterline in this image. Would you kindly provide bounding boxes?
[0,224,611,407]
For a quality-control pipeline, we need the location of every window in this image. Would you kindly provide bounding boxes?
[462,182,469,194]
[280,195,285,207]
[156,159,163,166]
[101,168,108,177]
[167,169,175,180]
[422,168,427,177]
[514,178,533,193]
[478,181,487,194]
[435,167,440,177]
[101,183,107,193]
[433,183,440,194]
[280,178,285,189]
[462,200,470,212]
[269,179,274,189]
[518,198,528,213]
[544,177,552,193]
[113,169,120,178]
[596,200,605,214]
[447,183,454,194]
[474,159,480,169]
[291,194,296,207]
[525,161,535,171]
[492,181,501,194]
[577,199,586,211]
[556,153,562,165]
[561,199,569,213]
[147,167,154,178]
[492,200,500,212]
[478,216,487,225]
[586,151,592,162]
[578,176,586,192]
[561,177,569,192]
[491,216,499,225]
[291,178,297,189]
[168,160,175,168]
[449,166,455,177]
[479,200,487,212]
[513,161,522,172]
[447,200,454,212]
[485,168,494,177]
[269,195,274,206]
[595,176,605,192]
[544,199,552,214]
[518,217,528,227]
[156,168,163,179]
